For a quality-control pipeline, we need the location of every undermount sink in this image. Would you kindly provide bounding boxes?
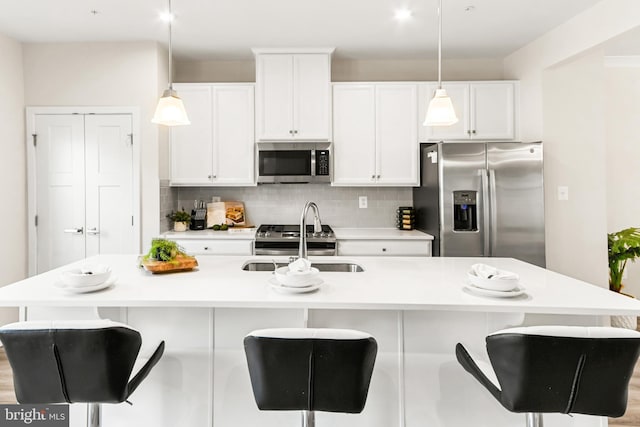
[241,260,364,273]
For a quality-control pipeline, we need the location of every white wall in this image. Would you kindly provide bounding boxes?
[541,49,608,286]
[605,59,640,296]
[0,32,24,324]
[23,42,164,250]
[174,57,504,83]
[504,0,640,142]
[503,0,640,288]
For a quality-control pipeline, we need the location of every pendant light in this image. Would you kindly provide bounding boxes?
[152,0,190,126]
[424,0,458,126]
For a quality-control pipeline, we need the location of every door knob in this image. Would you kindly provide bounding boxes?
[64,227,83,234]
[87,228,100,235]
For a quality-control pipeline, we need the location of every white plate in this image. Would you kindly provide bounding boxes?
[54,276,117,294]
[268,278,322,294]
[463,283,526,298]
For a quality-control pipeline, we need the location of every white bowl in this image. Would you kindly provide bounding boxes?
[467,271,519,292]
[274,266,321,288]
[60,265,112,288]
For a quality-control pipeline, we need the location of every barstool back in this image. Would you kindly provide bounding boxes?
[0,320,165,404]
[244,328,377,414]
[456,326,640,420]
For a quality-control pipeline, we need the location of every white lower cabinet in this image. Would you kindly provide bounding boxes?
[337,239,431,256]
[170,238,254,256]
[333,83,418,186]
[170,84,255,186]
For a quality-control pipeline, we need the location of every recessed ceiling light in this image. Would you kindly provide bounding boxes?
[464,5,475,12]
[394,9,413,21]
[159,11,174,22]
[90,9,99,15]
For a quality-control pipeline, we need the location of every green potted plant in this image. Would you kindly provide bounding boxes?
[608,227,640,294]
[167,209,191,232]
[608,227,640,329]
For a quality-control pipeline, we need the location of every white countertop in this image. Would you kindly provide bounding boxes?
[0,254,638,316]
[164,228,433,241]
[163,229,256,240]
[332,228,433,240]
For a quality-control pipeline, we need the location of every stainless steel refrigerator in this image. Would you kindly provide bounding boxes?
[413,142,545,267]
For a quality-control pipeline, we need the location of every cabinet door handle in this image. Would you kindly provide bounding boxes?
[64,227,83,235]
[87,227,100,235]
[293,130,298,134]
[472,130,477,134]
[467,130,471,135]
[377,174,381,179]
[289,130,293,135]
[371,175,376,180]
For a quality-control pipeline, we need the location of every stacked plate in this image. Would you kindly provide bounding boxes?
[464,264,525,298]
[55,264,116,294]
[269,266,323,294]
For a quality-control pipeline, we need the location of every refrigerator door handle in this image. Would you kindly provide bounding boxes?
[480,169,490,256]
[488,168,498,256]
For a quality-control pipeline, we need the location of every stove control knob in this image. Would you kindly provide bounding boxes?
[265,231,271,237]
[321,232,329,238]
[257,232,265,238]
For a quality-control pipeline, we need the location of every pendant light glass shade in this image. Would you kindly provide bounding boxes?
[153,0,190,126]
[424,0,457,127]
[424,88,458,126]
[152,89,190,126]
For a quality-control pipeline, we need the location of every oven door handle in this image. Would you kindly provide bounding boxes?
[254,248,336,256]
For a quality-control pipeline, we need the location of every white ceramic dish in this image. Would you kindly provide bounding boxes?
[268,278,321,294]
[274,266,321,288]
[60,264,111,287]
[467,271,519,292]
[54,276,117,294]
[464,283,526,298]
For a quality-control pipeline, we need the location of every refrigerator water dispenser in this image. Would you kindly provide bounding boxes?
[453,191,477,231]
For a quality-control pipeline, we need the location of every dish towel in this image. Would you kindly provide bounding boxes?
[471,263,519,280]
[289,258,312,272]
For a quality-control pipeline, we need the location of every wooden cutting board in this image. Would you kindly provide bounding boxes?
[140,254,198,274]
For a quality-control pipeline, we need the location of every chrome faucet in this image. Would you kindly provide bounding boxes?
[299,201,322,260]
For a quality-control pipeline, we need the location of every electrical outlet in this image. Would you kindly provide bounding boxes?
[557,186,569,201]
[359,196,368,209]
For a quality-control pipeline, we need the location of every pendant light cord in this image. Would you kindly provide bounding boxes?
[437,0,442,90]
[168,0,173,91]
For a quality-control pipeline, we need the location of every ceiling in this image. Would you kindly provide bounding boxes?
[0,0,601,61]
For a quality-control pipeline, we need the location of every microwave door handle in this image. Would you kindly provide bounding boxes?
[310,150,317,176]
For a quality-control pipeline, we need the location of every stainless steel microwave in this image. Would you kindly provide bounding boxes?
[257,144,331,184]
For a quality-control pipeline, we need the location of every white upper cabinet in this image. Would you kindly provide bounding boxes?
[170,85,214,185]
[254,49,333,142]
[171,84,255,186]
[333,83,418,186]
[420,81,517,141]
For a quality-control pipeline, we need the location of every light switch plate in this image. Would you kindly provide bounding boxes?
[557,186,569,201]
[359,196,368,209]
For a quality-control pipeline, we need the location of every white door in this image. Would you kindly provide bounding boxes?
[85,115,134,257]
[35,114,135,273]
[470,82,515,140]
[170,85,214,184]
[35,115,86,272]
[376,84,419,186]
[332,84,376,186]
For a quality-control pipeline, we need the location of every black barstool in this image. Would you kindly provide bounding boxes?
[244,328,377,427]
[0,320,165,427]
[456,325,640,427]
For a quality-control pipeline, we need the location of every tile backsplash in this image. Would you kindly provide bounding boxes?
[164,184,413,230]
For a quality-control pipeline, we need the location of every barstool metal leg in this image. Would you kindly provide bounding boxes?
[87,403,101,427]
[525,413,543,427]
[302,410,315,427]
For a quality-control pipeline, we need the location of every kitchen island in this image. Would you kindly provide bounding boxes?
[0,254,638,427]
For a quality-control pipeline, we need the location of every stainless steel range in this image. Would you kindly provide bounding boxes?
[254,224,337,256]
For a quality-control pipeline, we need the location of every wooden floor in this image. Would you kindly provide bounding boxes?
[1,346,639,424]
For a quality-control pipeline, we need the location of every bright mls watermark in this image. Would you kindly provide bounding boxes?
[0,405,68,426]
